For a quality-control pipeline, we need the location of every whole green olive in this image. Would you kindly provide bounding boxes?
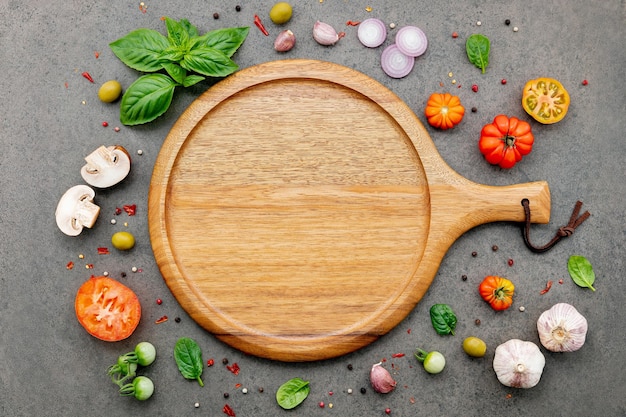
[269,2,292,24]
[98,80,122,103]
[111,231,135,251]
[463,336,487,357]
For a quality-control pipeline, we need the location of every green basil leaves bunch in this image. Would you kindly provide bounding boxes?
[110,17,249,125]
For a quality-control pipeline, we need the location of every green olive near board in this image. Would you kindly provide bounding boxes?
[269,2,293,25]
[111,231,135,251]
[463,336,487,357]
[98,80,122,103]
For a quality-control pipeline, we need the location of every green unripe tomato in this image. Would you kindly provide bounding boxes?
[463,336,487,357]
[415,348,445,374]
[422,351,445,374]
[98,80,122,103]
[111,231,135,251]
[269,2,293,24]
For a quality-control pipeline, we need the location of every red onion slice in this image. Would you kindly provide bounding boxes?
[395,26,428,57]
[357,18,387,48]
[380,44,415,78]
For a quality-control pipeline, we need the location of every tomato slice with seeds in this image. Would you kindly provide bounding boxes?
[75,276,141,342]
[522,77,570,124]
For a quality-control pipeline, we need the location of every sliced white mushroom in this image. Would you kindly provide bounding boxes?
[80,145,131,188]
[55,185,100,236]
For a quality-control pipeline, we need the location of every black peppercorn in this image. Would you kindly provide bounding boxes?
[475,318,481,325]
[222,358,229,364]
[471,107,477,113]
[235,5,241,12]
[174,317,181,323]
[360,387,367,394]
[492,245,499,252]
[213,12,219,19]
[347,364,353,371]
[461,274,468,281]
[224,392,229,398]
[505,19,511,25]
[471,251,477,257]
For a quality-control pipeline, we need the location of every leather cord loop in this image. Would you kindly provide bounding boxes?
[522,199,590,253]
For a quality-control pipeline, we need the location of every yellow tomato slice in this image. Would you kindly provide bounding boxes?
[522,78,570,124]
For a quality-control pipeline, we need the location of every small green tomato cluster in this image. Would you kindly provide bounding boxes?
[107,341,157,400]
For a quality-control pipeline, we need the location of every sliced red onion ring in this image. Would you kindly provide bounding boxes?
[380,44,415,78]
[395,25,428,57]
[357,18,387,48]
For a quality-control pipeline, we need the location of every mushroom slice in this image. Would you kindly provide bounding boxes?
[55,185,100,236]
[80,145,131,188]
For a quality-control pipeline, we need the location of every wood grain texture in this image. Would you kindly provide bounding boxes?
[148,59,550,362]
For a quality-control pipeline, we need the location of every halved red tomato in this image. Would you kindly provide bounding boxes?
[75,276,141,342]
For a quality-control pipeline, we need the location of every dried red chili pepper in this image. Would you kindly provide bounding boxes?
[123,204,137,216]
[253,14,269,36]
[94,51,100,59]
[391,353,405,358]
[346,20,361,26]
[155,315,168,324]
[207,358,215,367]
[539,280,553,295]
[226,362,240,375]
[223,404,236,417]
[81,72,94,83]
[97,247,110,255]
[66,261,74,270]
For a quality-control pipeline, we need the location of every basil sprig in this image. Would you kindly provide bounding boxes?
[110,17,249,125]
[174,337,204,386]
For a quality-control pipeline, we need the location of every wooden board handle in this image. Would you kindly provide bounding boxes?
[428,178,550,249]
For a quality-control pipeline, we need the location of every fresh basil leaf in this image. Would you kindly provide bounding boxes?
[430,304,457,336]
[276,378,310,410]
[179,18,199,38]
[192,27,250,58]
[165,17,190,49]
[567,255,596,291]
[109,29,170,72]
[162,62,187,84]
[160,45,185,63]
[183,75,206,87]
[181,47,238,78]
[120,74,177,126]
[465,34,490,74]
[174,337,204,387]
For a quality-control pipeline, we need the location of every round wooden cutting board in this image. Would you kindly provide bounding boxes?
[149,59,550,362]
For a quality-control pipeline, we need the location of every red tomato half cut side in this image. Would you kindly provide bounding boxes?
[75,276,141,342]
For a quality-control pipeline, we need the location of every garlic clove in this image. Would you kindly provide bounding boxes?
[493,339,545,389]
[313,21,344,46]
[369,362,396,393]
[537,302,588,352]
[274,29,296,52]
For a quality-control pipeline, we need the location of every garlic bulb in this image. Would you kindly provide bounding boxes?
[369,362,396,393]
[493,339,545,389]
[537,303,588,352]
[313,21,344,46]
